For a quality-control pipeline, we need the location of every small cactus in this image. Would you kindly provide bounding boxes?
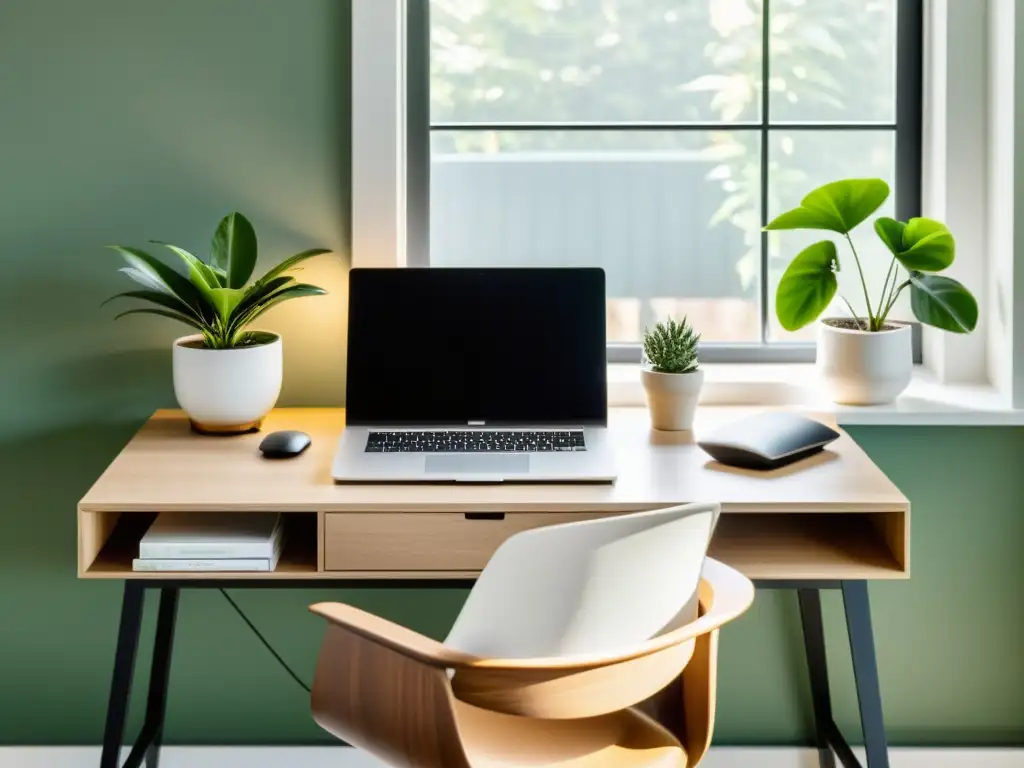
[643,316,700,374]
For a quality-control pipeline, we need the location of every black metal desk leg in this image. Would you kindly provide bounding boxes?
[144,588,179,768]
[798,589,837,768]
[100,582,145,768]
[842,581,890,768]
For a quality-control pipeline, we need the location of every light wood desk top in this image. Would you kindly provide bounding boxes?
[78,408,910,581]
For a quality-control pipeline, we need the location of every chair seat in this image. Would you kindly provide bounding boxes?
[455,699,687,768]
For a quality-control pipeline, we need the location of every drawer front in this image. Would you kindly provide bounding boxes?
[324,512,607,571]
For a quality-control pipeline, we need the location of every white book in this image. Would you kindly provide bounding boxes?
[133,533,285,572]
[138,512,282,560]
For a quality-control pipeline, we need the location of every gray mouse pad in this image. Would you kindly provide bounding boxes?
[425,454,531,474]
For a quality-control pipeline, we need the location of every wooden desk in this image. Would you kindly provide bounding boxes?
[80,407,908,768]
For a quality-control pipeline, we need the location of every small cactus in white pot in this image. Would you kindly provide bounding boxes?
[641,317,703,431]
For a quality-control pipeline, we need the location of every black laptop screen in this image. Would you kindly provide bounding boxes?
[345,268,607,426]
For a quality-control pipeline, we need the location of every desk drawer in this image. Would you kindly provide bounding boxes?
[323,512,606,571]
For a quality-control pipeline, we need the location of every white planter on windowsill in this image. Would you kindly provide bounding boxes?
[640,367,705,431]
[172,333,283,434]
[816,318,913,405]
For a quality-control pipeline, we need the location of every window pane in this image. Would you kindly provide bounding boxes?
[430,0,763,124]
[767,130,898,340]
[430,130,761,342]
[769,0,896,123]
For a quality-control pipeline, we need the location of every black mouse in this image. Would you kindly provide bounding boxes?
[259,430,311,459]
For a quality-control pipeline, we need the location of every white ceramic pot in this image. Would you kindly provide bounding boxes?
[172,333,283,434]
[641,367,705,431]
[817,319,912,405]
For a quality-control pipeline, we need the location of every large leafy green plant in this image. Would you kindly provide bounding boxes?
[768,179,978,334]
[106,213,330,349]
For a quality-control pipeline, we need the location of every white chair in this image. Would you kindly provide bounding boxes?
[310,502,754,767]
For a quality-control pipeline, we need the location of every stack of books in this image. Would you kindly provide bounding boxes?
[132,513,285,572]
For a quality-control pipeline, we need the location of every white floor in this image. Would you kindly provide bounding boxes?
[2,746,1022,768]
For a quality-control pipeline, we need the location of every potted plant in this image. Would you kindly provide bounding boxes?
[768,178,978,405]
[106,212,331,433]
[641,316,703,431]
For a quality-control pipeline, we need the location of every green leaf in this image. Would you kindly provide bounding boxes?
[775,240,839,331]
[208,287,246,323]
[254,248,331,287]
[102,289,208,322]
[873,217,905,255]
[765,178,890,234]
[150,241,224,308]
[900,218,955,272]
[119,267,173,295]
[909,272,978,333]
[875,217,954,272]
[113,307,205,331]
[107,246,210,319]
[211,212,258,288]
[228,283,327,338]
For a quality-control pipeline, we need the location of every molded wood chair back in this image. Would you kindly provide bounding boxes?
[309,503,754,768]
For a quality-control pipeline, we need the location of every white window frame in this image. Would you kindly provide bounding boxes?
[351,0,1024,408]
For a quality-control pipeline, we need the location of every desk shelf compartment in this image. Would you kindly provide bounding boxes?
[79,510,319,579]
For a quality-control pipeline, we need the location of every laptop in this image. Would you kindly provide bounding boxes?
[332,267,617,483]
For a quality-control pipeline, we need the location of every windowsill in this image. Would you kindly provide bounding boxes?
[609,364,1024,426]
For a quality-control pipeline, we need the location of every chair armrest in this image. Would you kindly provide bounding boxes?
[310,602,481,669]
[312,558,753,674]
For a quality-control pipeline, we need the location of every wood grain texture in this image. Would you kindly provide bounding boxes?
[311,618,690,768]
[77,407,910,581]
[450,642,695,720]
[79,408,909,514]
[308,561,752,765]
[324,512,607,571]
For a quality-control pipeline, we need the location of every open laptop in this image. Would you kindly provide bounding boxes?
[332,267,617,483]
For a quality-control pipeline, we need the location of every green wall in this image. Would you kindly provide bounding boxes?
[1,0,1022,747]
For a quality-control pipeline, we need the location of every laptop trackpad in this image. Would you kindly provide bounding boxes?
[425,454,530,474]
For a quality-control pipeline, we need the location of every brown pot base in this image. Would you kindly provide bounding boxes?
[189,419,263,436]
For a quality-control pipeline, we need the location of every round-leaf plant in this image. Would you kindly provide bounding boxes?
[767,178,978,334]
[105,212,331,348]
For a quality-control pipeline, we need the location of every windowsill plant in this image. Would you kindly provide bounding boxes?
[106,212,331,433]
[768,178,977,405]
[641,317,703,431]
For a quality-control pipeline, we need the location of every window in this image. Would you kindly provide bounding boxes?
[413,0,922,362]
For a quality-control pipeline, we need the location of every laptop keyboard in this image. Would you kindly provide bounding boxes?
[365,430,586,453]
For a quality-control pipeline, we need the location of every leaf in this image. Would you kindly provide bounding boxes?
[875,217,954,272]
[113,307,205,331]
[150,240,224,309]
[900,218,955,272]
[107,245,211,319]
[228,283,327,337]
[119,267,173,295]
[873,217,905,255]
[909,272,978,333]
[765,178,890,234]
[208,287,247,323]
[102,289,207,322]
[211,212,258,288]
[775,240,839,331]
[255,248,332,287]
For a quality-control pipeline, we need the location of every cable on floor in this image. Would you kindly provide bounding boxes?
[219,588,312,694]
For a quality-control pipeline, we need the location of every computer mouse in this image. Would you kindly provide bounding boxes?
[259,430,311,459]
